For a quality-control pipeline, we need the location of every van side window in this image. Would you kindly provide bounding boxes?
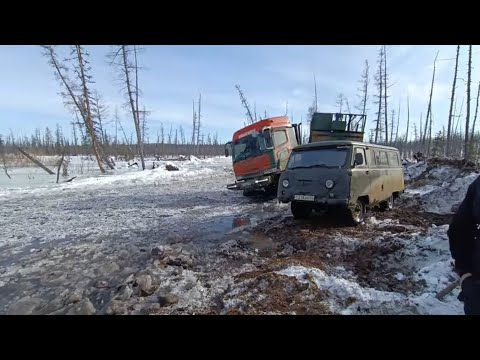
[387,151,399,166]
[273,130,288,146]
[354,147,367,167]
[376,151,388,166]
[366,148,376,166]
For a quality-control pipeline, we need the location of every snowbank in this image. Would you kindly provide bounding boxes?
[404,162,428,182]
[277,225,463,315]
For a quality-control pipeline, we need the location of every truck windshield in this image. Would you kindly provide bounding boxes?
[232,134,267,162]
[288,147,349,169]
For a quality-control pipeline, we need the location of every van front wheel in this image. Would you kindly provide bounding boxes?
[291,202,312,219]
[348,200,365,225]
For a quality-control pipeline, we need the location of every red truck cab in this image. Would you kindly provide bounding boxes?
[225,116,301,196]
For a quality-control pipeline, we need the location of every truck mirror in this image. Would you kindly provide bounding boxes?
[225,142,232,157]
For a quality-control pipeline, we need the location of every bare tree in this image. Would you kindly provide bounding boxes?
[71,122,78,150]
[470,82,480,143]
[383,45,389,145]
[41,45,106,173]
[313,73,318,111]
[235,85,255,124]
[355,60,370,115]
[179,125,185,145]
[465,45,472,160]
[404,95,410,157]
[168,124,173,145]
[0,135,11,179]
[91,91,109,145]
[196,93,202,156]
[335,93,344,112]
[373,47,384,143]
[446,45,460,156]
[395,99,401,144]
[109,45,146,170]
[423,50,440,154]
[389,109,395,146]
[191,99,197,154]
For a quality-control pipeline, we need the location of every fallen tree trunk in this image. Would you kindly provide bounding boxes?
[17,147,55,175]
[2,164,11,179]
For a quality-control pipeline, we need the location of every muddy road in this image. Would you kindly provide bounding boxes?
[0,159,462,315]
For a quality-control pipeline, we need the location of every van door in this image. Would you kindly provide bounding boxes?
[365,147,381,203]
[351,147,371,204]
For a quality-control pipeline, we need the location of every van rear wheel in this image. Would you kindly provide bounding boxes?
[380,195,394,211]
[347,200,365,225]
[291,202,312,219]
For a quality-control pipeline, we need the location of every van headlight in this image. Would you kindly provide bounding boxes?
[325,180,334,189]
[282,179,289,188]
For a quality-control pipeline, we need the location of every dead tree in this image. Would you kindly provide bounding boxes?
[109,45,146,170]
[0,135,11,179]
[91,92,115,169]
[390,109,395,145]
[179,126,185,145]
[335,93,344,112]
[355,60,369,116]
[423,50,440,154]
[395,99,401,144]
[41,45,106,173]
[383,45,389,145]
[313,73,318,111]
[447,45,460,157]
[373,47,384,143]
[17,147,55,174]
[197,93,201,156]
[235,85,255,124]
[471,82,480,144]
[404,96,410,158]
[191,99,197,155]
[465,45,472,160]
[419,113,423,147]
[56,150,65,184]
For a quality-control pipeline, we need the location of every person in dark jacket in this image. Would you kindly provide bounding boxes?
[447,175,480,315]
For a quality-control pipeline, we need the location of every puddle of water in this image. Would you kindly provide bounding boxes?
[246,232,275,252]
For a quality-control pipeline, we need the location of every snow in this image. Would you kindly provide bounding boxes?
[277,224,464,315]
[404,162,428,182]
[419,173,477,214]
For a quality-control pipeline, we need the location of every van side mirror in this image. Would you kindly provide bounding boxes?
[354,152,364,166]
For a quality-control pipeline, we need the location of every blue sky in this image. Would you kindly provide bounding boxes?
[0,45,479,144]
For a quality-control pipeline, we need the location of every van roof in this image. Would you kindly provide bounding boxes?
[294,140,400,151]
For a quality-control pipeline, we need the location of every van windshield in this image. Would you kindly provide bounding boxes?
[288,147,349,169]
